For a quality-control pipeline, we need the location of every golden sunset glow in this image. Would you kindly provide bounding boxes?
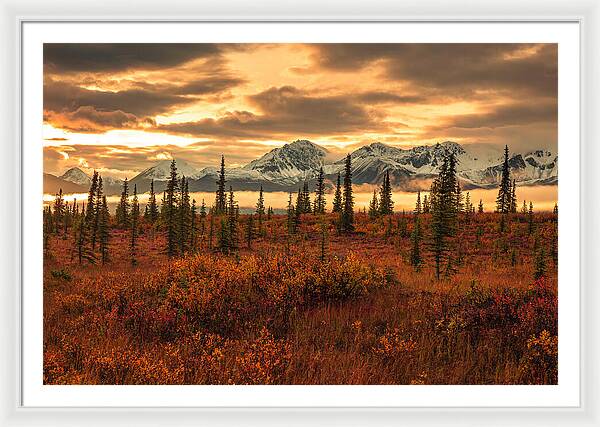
[44,43,557,178]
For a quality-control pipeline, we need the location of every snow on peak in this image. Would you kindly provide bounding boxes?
[60,167,91,186]
[135,158,200,181]
[243,139,327,180]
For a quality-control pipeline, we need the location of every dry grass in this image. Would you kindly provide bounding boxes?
[43,212,558,385]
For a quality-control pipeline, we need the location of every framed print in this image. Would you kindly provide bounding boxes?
[1,0,599,426]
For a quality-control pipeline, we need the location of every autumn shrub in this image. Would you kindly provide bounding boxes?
[518,330,558,384]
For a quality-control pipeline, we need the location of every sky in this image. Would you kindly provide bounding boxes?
[43,43,558,179]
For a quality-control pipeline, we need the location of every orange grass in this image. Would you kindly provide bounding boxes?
[43,212,558,385]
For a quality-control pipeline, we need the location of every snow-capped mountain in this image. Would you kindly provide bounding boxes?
[60,167,91,187]
[243,139,328,184]
[133,158,200,181]
[53,140,557,195]
[324,141,556,190]
[59,167,123,194]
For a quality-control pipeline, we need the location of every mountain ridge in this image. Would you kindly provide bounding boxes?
[49,140,558,195]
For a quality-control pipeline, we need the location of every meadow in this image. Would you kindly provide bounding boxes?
[43,209,558,385]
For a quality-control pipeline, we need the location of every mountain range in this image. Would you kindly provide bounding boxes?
[44,140,557,195]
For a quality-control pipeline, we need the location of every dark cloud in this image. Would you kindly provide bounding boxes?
[310,44,557,98]
[156,86,391,139]
[432,101,557,130]
[43,43,224,73]
[44,80,191,117]
[356,91,426,104]
[43,76,245,132]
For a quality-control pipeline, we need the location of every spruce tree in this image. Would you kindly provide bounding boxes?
[521,200,528,214]
[429,153,459,280]
[99,195,110,264]
[215,155,227,214]
[256,185,265,232]
[414,190,421,215]
[199,199,207,248]
[147,179,159,224]
[267,206,273,220]
[116,178,130,228]
[191,199,197,252]
[314,166,326,214]
[53,189,65,234]
[286,193,296,235]
[178,177,191,254]
[368,190,379,219]
[301,181,312,213]
[130,184,140,266]
[528,201,535,235]
[332,172,342,213]
[553,202,558,216]
[378,170,393,215]
[478,199,484,213]
[91,175,103,249]
[226,186,238,250]
[423,195,430,214]
[341,154,355,233]
[410,215,423,271]
[165,160,179,257]
[85,171,99,232]
[496,145,512,213]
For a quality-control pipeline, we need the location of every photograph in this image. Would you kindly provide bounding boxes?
[42,42,558,386]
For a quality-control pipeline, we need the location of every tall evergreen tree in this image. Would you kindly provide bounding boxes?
[256,185,265,232]
[130,184,140,266]
[429,153,459,279]
[226,186,238,250]
[116,178,130,228]
[99,195,110,264]
[478,199,484,213]
[332,172,342,213]
[553,202,558,216]
[215,155,227,214]
[178,177,191,254]
[422,195,430,214]
[301,181,312,213]
[313,166,326,214]
[368,190,379,219]
[165,160,179,257]
[397,210,408,238]
[496,145,512,213]
[341,154,355,233]
[378,170,394,215]
[53,189,65,234]
[147,179,159,224]
[414,191,421,215]
[84,171,99,231]
[528,201,535,235]
[91,175,103,250]
[410,215,423,271]
[286,193,296,235]
[190,199,197,252]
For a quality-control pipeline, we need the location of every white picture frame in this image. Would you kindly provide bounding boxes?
[1,0,599,425]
